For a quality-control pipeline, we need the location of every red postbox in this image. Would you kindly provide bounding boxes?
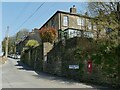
[87,60,92,73]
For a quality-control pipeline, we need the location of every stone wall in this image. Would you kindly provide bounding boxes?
[21,37,119,88]
[21,45,43,71]
[45,41,63,76]
[44,37,119,87]
[45,37,94,77]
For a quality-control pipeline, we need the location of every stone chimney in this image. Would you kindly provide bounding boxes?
[70,5,77,14]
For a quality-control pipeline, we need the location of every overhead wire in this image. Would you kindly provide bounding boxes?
[28,2,57,28]
[11,3,30,27]
[16,2,45,30]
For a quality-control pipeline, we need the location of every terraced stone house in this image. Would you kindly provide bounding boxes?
[39,5,99,42]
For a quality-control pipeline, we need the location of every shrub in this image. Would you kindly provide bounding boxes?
[39,27,57,44]
[25,40,39,48]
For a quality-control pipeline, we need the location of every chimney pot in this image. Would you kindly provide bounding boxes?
[70,5,77,14]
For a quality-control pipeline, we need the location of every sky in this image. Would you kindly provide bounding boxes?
[2,2,88,39]
[0,2,2,54]
[0,1,88,54]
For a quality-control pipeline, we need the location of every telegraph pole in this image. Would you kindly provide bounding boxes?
[5,26,9,58]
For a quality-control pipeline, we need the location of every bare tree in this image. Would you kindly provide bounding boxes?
[88,2,120,46]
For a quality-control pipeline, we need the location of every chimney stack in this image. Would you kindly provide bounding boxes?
[70,5,77,14]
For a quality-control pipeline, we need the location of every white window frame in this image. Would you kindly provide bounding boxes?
[66,29,82,38]
[84,31,94,38]
[63,16,68,26]
[77,18,82,26]
[88,21,92,30]
[81,18,85,26]
[93,24,97,30]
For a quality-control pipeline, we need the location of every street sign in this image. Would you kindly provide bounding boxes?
[69,65,79,69]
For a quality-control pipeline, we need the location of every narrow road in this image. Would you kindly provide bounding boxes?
[2,58,106,88]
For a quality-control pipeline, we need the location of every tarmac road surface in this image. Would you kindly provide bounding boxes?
[1,58,107,89]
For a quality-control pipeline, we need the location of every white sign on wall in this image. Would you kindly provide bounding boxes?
[69,65,79,69]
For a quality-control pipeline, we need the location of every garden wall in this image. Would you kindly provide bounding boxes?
[21,45,43,71]
[21,37,119,88]
[45,37,119,88]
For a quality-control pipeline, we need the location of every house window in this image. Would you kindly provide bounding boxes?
[84,31,94,38]
[63,16,68,26]
[77,18,82,26]
[51,19,55,27]
[93,24,97,30]
[65,29,82,38]
[81,18,85,26]
[88,21,92,30]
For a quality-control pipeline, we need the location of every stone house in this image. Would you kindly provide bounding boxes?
[39,5,98,42]
[38,5,99,72]
[16,28,41,55]
[19,6,105,71]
